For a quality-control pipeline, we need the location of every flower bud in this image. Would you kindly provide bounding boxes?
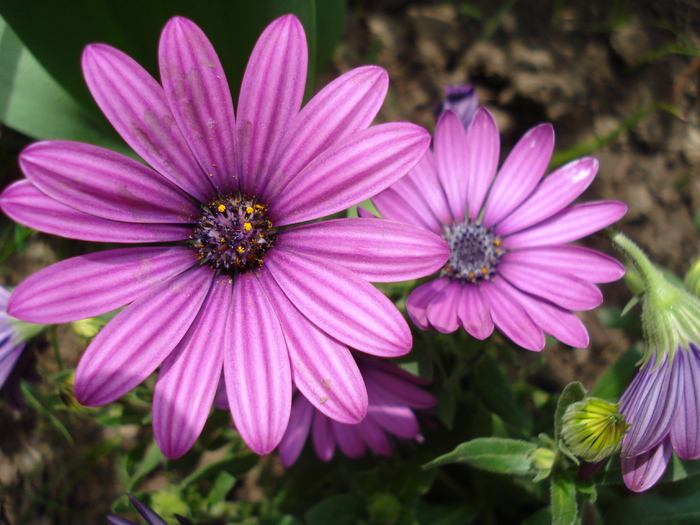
[561,397,627,463]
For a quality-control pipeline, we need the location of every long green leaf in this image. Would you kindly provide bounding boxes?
[424,437,538,475]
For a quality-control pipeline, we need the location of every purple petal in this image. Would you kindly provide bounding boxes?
[265,249,412,357]
[479,278,545,351]
[372,187,439,232]
[279,396,315,467]
[272,123,430,226]
[482,123,554,228]
[502,201,627,250]
[82,44,212,201]
[224,273,291,455]
[456,284,494,340]
[107,517,137,525]
[368,404,419,441]
[237,14,306,196]
[20,141,197,223]
[312,412,336,462]
[357,417,393,455]
[496,157,598,236]
[501,283,590,348]
[671,345,700,459]
[425,280,462,334]
[74,266,212,406]
[333,421,367,458]
[498,261,603,311]
[622,438,672,493]
[127,495,168,525]
[406,278,450,330]
[465,108,500,220]
[159,17,237,193]
[620,354,683,457]
[388,162,447,234]
[276,218,449,283]
[405,150,452,225]
[256,267,367,424]
[503,246,625,284]
[361,362,436,410]
[9,247,195,324]
[265,66,389,199]
[0,344,24,389]
[434,110,469,222]
[153,275,231,459]
[0,180,191,243]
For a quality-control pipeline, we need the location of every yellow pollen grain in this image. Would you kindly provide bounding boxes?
[468,272,475,279]
[494,239,501,246]
[237,246,245,253]
[219,237,226,243]
[481,268,488,275]
[244,222,252,231]
[217,204,226,212]
[246,206,254,214]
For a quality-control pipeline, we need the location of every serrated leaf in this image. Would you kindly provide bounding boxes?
[424,437,538,475]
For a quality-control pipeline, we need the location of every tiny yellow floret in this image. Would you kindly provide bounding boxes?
[246,206,254,214]
[217,204,226,212]
[237,246,245,253]
[244,222,252,231]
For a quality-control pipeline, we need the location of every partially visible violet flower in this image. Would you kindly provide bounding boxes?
[612,232,700,492]
[366,108,627,351]
[277,354,436,466]
[107,494,192,525]
[0,15,445,458]
[434,84,479,129]
[0,286,44,409]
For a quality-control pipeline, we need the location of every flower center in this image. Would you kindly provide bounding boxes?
[441,221,502,283]
[192,193,275,274]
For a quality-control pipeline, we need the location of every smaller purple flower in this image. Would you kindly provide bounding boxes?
[434,84,479,129]
[107,494,192,525]
[276,354,436,466]
[0,286,43,409]
[613,232,700,492]
[367,108,627,351]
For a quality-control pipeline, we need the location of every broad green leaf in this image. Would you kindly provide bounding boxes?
[604,486,700,524]
[554,381,586,444]
[424,437,538,475]
[0,15,128,150]
[205,471,236,507]
[473,353,531,435]
[305,494,365,525]
[550,468,578,525]
[590,345,642,401]
[0,0,346,113]
[127,440,165,492]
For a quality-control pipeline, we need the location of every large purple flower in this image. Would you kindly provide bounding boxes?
[367,107,627,351]
[0,15,446,457]
[612,233,700,492]
[277,353,436,466]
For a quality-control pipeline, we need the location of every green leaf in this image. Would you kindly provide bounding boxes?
[590,345,643,401]
[205,471,236,507]
[305,494,365,525]
[0,15,128,150]
[473,354,531,435]
[424,437,538,475]
[554,381,586,444]
[177,451,257,489]
[127,440,165,492]
[550,468,578,525]
[0,0,346,113]
[604,486,700,524]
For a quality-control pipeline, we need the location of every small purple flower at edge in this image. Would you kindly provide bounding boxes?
[365,108,627,351]
[0,285,43,409]
[434,84,479,129]
[107,494,192,525]
[0,15,448,458]
[612,232,700,492]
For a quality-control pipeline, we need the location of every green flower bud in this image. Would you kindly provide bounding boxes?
[561,397,627,463]
[685,258,700,298]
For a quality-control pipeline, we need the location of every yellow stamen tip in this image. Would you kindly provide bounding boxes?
[246,206,254,214]
[217,204,226,212]
[244,223,252,231]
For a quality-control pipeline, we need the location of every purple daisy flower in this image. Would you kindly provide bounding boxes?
[434,84,479,129]
[0,15,446,457]
[366,107,627,351]
[612,232,700,492]
[276,353,436,466]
